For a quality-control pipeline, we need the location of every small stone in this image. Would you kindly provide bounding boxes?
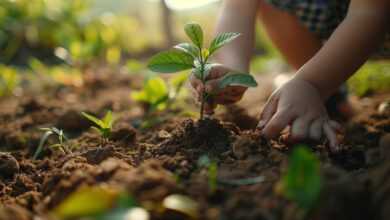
[157,130,172,139]
[378,101,390,114]
[111,122,137,143]
[0,153,19,179]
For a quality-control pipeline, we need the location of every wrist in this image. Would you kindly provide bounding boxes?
[293,74,334,100]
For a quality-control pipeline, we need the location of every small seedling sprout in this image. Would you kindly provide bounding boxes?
[33,127,69,160]
[279,146,323,217]
[198,155,218,193]
[81,111,115,144]
[148,22,258,119]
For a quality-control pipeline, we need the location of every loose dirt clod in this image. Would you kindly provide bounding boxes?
[0,153,19,179]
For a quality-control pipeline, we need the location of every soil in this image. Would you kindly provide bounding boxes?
[0,72,389,220]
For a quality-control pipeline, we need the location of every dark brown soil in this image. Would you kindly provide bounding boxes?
[0,72,389,220]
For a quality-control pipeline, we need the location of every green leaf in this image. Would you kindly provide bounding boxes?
[53,185,119,219]
[209,32,240,55]
[174,43,199,58]
[184,22,204,48]
[218,73,258,89]
[281,146,322,210]
[33,130,53,160]
[148,50,194,73]
[102,111,114,129]
[81,112,105,128]
[131,76,169,110]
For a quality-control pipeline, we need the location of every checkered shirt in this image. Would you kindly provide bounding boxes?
[265,0,390,58]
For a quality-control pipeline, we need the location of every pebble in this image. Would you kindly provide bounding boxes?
[0,152,20,179]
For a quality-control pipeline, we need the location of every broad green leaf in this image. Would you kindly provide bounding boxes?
[81,112,105,128]
[163,194,199,219]
[53,185,119,219]
[131,76,169,110]
[281,146,322,210]
[174,43,199,58]
[209,32,240,55]
[184,23,204,48]
[218,73,258,89]
[144,77,169,104]
[148,50,194,73]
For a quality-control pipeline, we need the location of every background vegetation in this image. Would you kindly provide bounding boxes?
[0,0,388,98]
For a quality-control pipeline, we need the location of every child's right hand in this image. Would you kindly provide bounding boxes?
[189,64,248,115]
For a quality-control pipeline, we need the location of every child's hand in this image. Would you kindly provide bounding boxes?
[189,64,247,115]
[258,78,341,150]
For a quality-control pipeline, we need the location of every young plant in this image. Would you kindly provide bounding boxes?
[33,127,69,160]
[278,146,323,217]
[148,22,258,119]
[81,111,115,143]
[197,155,218,193]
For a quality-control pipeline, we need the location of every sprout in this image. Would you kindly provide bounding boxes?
[33,127,69,160]
[82,111,115,144]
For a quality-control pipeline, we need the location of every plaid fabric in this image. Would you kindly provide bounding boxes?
[265,0,390,58]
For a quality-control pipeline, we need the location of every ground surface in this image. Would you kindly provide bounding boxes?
[0,72,389,220]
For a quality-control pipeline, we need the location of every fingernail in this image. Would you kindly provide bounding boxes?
[257,120,265,129]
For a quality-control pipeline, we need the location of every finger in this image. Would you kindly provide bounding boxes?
[189,74,202,90]
[214,96,241,105]
[329,120,343,133]
[204,79,221,95]
[323,122,339,151]
[262,109,296,139]
[205,64,229,80]
[257,95,278,129]
[290,116,312,141]
[309,118,323,141]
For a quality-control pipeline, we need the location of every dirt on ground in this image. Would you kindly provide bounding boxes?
[0,72,389,220]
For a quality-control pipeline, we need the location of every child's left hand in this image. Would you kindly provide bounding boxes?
[258,77,341,150]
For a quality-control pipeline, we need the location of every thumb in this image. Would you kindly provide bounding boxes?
[258,95,278,129]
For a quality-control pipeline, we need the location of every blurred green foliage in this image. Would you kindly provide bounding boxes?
[0,64,20,96]
[348,61,390,96]
[0,0,152,65]
[280,146,322,211]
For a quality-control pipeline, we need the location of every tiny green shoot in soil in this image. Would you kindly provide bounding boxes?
[148,22,258,119]
[81,111,115,142]
[279,146,323,216]
[198,155,218,193]
[131,72,188,114]
[33,127,69,160]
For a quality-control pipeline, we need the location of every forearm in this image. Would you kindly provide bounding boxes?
[213,0,259,72]
[295,2,389,99]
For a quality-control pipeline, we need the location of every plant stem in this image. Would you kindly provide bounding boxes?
[198,47,206,120]
[200,94,205,120]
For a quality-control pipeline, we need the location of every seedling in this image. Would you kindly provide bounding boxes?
[132,73,188,112]
[131,73,189,129]
[148,22,258,119]
[33,127,69,160]
[278,146,323,217]
[198,155,218,193]
[81,111,115,143]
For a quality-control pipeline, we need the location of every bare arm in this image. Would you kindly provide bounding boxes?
[213,0,259,72]
[295,0,390,99]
